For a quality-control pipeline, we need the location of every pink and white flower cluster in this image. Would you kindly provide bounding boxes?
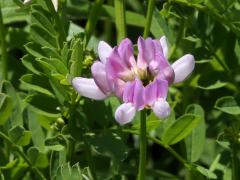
[72,36,195,125]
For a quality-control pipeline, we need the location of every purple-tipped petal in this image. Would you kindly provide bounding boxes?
[156,79,168,99]
[158,66,175,84]
[137,37,155,69]
[122,79,145,110]
[98,41,113,64]
[118,38,136,68]
[160,36,168,59]
[144,80,158,106]
[115,103,136,125]
[152,98,170,119]
[171,54,195,83]
[114,79,126,98]
[91,61,111,95]
[72,77,107,100]
[123,81,135,103]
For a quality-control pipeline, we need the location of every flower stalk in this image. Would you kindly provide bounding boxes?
[143,0,155,38]
[231,140,239,180]
[85,0,104,46]
[0,3,8,80]
[137,110,147,180]
[0,132,46,180]
[114,0,126,43]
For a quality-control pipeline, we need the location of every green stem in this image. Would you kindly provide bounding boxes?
[231,141,239,180]
[0,132,46,180]
[85,0,104,46]
[149,136,187,166]
[0,4,7,80]
[143,0,155,38]
[121,129,188,168]
[137,110,147,180]
[169,0,240,36]
[85,142,97,180]
[168,19,184,59]
[114,0,126,43]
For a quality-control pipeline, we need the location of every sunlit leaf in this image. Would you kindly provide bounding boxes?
[215,96,240,115]
[162,114,201,145]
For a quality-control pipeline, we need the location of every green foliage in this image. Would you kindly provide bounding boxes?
[0,0,240,179]
[184,104,206,162]
[8,126,32,146]
[215,96,240,115]
[0,93,13,125]
[162,114,201,145]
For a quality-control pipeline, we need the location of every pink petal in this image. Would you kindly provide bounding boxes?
[98,41,113,64]
[152,98,170,118]
[156,79,168,99]
[123,81,135,103]
[91,61,111,95]
[157,66,175,85]
[160,36,168,59]
[115,103,136,125]
[122,79,145,110]
[106,47,134,83]
[171,54,195,83]
[133,79,145,110]
[118,38,136,68]
[114,79,126,98]
[72,77,107,100]
[137,37,155,69]
[144,80,158,106]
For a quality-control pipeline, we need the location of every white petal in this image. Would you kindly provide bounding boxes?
[115,103,136,125]
[171,54,195,83]
[91,61,111,94]
[152,98,170,119]
[51,0,58,12]
[23,0,32,4]
[160,36,168,59]
[98,41,113,64]
[72,77,107,100]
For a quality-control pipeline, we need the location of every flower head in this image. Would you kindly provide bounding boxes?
[72,36,195,125]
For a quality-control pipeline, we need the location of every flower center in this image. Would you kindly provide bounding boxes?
[137,67,155,86]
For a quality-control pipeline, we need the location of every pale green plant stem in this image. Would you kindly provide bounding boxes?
[143,0,155,38]
[114,0,126,43]
[137,110,147,180]
[85,0,104,45]
[85,142,97,180]
[231,143,238,180]
[0,4,7,80]
[122,129,188,168]
[169,0,240,36]
[0,132,46,180]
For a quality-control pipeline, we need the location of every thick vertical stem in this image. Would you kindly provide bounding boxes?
[231,141,239,180]
[0,132,46,180]
[114,0,126,43]
[85,142,97,180]
[143,0,155,38]
[137,110,147,180]
[0,3,7,80]
[85,0,103,46]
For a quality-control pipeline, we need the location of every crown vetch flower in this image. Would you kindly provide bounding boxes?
[72,36,195,125]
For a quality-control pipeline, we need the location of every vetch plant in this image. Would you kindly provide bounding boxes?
[1,0,240,179]
[72,36,195,180]
[72,36,195,125]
